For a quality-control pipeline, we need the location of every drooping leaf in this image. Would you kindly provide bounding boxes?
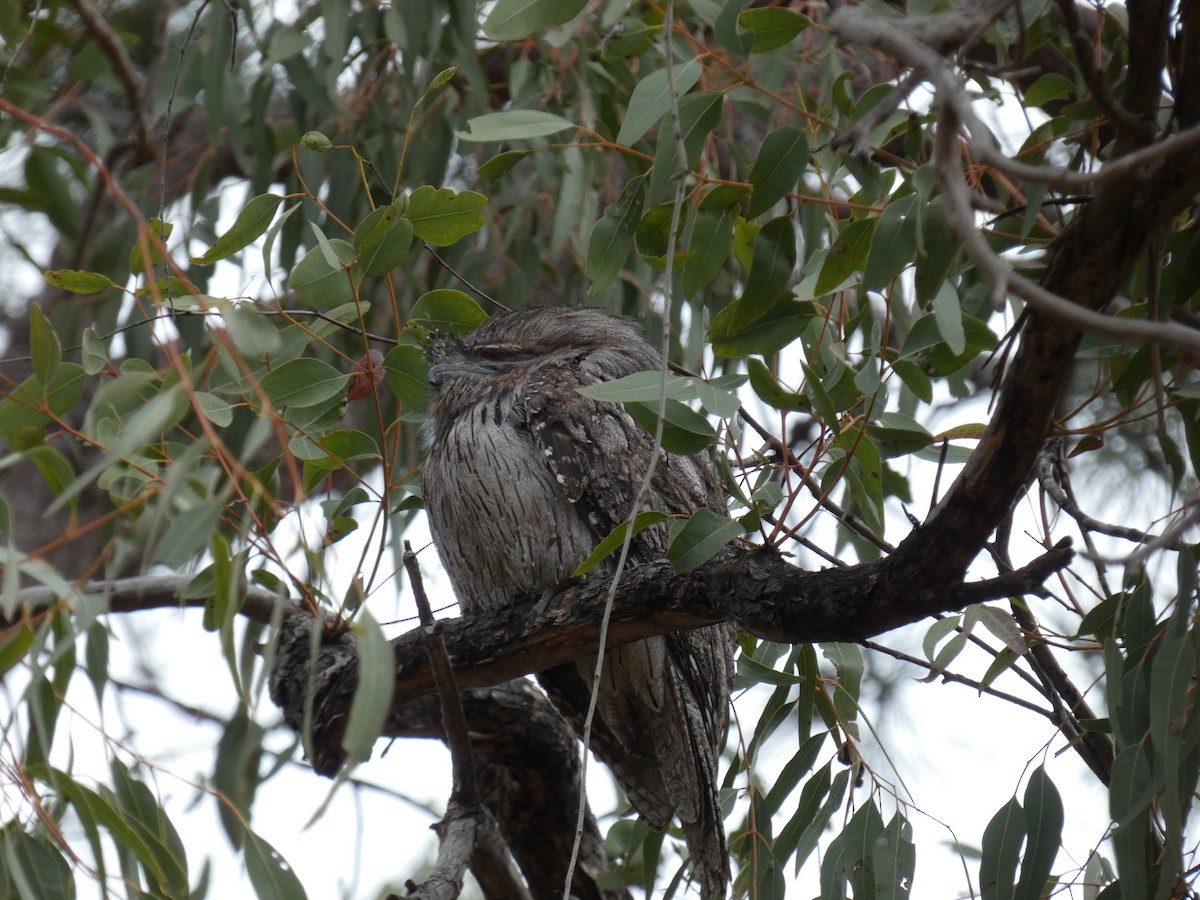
[1016,767,1064,900]
[586,176,644,296]
[815,217,877,295]
[616,58,703,146]
[243,829,308,900]
[980,797,1026,900]
[341,609,395,768]
[191,193,283,265]
[748,126,809,218]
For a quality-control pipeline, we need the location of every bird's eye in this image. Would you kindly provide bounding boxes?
[472,342,529,360]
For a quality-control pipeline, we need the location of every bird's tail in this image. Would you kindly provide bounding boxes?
[658,627,734,899]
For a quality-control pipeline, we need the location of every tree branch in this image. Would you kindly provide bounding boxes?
[267,543,1073,781]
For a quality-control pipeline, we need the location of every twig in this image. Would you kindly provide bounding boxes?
[1056,0,1149,140]
[7,574,291,631]
[402,543,530,899]
[827,5,1200,354]
[860,639,1052,718]
[1034,438,1155,544]
[68,0,153,160]
[402,542,477,806]
[421,243,506,312]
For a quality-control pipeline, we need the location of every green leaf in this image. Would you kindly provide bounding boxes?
[225,303,283,358]
[243,829,308,900]
[866,411,933,459]
[777,764,847,872]
[0,364,86,440]
[42,269,117,295]
[354,203,414,277]
[626,398,717,454]
[634,202,682,259]
[572,511,671,576]
[616,58,703,146]
[29,304,60,384]
[191,193,283,265]
[406,186,487,246]
[682,207,734,297]
[602,16,655,59]
[748,126,809,218]
[214,711,266,847]
[1016,767,1064,900]
[707,216,807,353]
[747,357,809,411]
[740,214,797,307]
[2,829,74,900]
[815,217,877,295]
[862,197,918,291]
[714,0,754,55]
[482,0,588,40]
[263,201,302,286]
[22,445,75,500]
[1024,72,1077,108]
[129,218,172,276]
[0,627,34,679]
[738,7,810,52]
[873,813,916,900]
[289,428,380,464]
[411,289,488,334]
[667,507,744,571]
[260,358,350,409]
[823,799,884,897]
[1109,743,1153,885]
[109,761,190,897]
[932,281,966,355]
[300,130,332,152]
[155,498,225,569]
[586,176,644,296]
[80,327,108,375]
[980,797,1026,900]
[195,391,234,427]
[478,150,531,182]
[289,238,355,307]
[383,344,431,422]
[576,371,741,417]
[456,109,576,141]
[647,90,725,202]
[710,293,817,358]
[342,609,395,767]
[901,313,999,374]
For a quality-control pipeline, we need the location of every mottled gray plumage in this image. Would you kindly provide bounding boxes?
[423,307,734,897]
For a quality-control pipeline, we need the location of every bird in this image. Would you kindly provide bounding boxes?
[422,306,735,898]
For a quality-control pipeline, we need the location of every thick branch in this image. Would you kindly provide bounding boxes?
[268,544,1073,780]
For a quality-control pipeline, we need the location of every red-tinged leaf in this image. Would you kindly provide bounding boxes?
[347,350,385,400]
